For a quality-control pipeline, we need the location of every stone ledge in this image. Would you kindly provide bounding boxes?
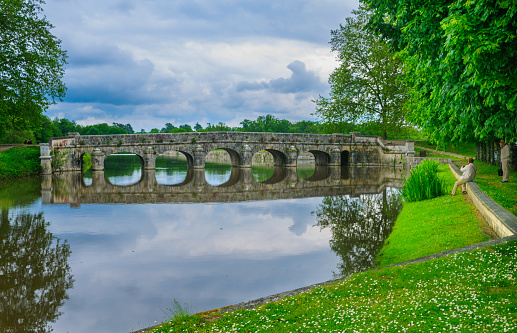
[448,160,517,237]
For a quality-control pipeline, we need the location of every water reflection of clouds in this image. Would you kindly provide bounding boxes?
[41,197,338,332]
[134,199,331,258]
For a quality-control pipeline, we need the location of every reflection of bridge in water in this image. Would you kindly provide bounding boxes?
[43,166,406,206]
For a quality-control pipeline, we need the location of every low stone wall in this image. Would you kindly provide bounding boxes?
[449,161,517,237]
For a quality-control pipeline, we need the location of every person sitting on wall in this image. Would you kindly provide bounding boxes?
[451,157,477,195]
[500,139,510,183]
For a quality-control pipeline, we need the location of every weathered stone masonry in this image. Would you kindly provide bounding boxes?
[40,132,416,174]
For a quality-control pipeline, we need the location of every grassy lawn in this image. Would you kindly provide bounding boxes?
[377,166,491,267]
[149,240,517,332]
[415,141,516,216]
[415,140,477,158]
[472,161,517,217]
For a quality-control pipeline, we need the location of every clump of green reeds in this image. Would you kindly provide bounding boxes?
[402,160,447,202]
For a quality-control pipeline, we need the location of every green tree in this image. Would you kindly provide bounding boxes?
[194,122,203,132]
[112,122,134,134]
[204,122,232,132]
[0,211,73,333]
[0,0,67,140]
[80,123,125,135]
[363,0,517,144]
[169,127,187,133]
[289,120,324,134]
[315,189,402,277]
[314,7,408,139]
[179,124,193,132]
[240,114,293,133]
[34,115,60,143]
[53,117,79,136]
[160,122,176,133]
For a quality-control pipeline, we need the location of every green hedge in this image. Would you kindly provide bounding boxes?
[0,146,42,181]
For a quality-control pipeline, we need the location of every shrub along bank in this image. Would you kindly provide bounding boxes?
[0,146,42,181]
[146,163,516,333]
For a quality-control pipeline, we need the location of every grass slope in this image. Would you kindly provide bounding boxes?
[377,164,490,266]
[150,240,517,332]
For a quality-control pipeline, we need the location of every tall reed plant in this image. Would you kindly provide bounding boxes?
[402,160,447,202]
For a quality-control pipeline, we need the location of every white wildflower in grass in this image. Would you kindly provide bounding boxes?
[151,241,517,332]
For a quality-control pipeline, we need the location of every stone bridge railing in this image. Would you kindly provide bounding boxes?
[40,132,415,174]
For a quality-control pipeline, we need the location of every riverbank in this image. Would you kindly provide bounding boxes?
[0,146,42,181]
[146,242,517,332]
[144,156,517,332]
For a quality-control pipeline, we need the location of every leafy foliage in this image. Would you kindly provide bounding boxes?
[0,146,42,181]
[0,211,73,333]
[0,0,67,139]
[315,189,402,277]
[363,0,517,143]
[314,7,408,139]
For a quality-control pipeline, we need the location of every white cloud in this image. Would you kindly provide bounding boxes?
[44,0,359,130]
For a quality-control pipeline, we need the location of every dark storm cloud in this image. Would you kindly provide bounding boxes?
[236,60,326,94]
[63,41,180,105]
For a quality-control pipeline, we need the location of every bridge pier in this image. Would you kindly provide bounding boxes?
[285,145,299,167]
[92,149,106,171]
[144,147,156,170]
[193,145,206,169]
[40,143,52,175]
[92,170,106,189]
[330,146,342,166]
[142,169,157,188]
[41,175,52,204]
[192,168,208,191]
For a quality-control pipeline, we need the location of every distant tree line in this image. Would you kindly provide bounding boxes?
[0,112,421,144]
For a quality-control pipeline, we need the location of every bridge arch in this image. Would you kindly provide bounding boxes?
[341,150,350,165]
[175,150,195,168]
[261,166,289,184]
[264,149,288,166]
[213,148,241,166]
[103,153,144,186]
[308,150,331,166]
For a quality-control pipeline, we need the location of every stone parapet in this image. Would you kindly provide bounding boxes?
[448,161,517,237]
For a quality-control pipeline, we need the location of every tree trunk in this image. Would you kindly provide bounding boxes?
[511,143,517,171]
[488,139,494,165]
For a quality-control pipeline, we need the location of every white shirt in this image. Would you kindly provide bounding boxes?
[460,163,477,181]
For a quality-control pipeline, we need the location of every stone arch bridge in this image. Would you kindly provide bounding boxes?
[40,131,415,174]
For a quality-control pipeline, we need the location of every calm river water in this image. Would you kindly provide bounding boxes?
[0,154,405,333]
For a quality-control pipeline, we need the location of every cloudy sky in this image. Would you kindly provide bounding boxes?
[43,0,359,132]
